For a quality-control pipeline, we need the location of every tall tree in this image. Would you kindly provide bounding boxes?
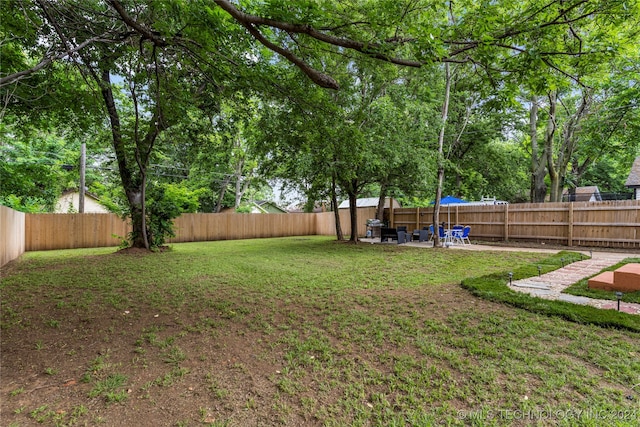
[4,0,639,246]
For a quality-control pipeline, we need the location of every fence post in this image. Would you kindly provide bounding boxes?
[504,204,509,242]
[568,202,574,246]
[416,207,420,230]
[390,198,395,228]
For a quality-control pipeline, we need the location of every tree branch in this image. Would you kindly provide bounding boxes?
[213,0,423,71]
[242,21,339,89]
[108,0,167,46]
[0,35,106,87]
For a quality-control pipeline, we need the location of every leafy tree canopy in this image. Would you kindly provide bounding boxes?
[2,0,639,246]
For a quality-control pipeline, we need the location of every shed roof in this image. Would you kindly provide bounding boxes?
[625,157,640,187]
[562,186,601,195]
[253,200,288,213]
[338,197,401,209]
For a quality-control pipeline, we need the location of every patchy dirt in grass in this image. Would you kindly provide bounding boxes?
[2,249,639,426]
[0,278,495,426]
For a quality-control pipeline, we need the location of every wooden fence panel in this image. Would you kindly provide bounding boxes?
[391,205,509,240]
[390,200,640,248]
[170,213,321,243]
[315,212,335,236]
[455,205,507,240]
[571,201,640,247]
[508,203,568,242]
[392,208,419,230]
[25,213,129,251]
[337,207,377,238]
[1,206,25,267]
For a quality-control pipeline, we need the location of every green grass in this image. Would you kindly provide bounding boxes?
[2,237,639,426]
[563,258,640,304]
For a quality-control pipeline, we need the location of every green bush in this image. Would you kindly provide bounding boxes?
[142,183,204,248]
[0,194,48,213]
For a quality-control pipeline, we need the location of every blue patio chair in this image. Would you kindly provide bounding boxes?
[438,226,447,240]
[460,226,471,245]
[452,226,471,245]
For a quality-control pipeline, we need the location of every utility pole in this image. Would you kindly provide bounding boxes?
[79,143,86,213]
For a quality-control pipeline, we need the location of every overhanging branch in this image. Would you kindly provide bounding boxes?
[0,35,107,87]
[213,0,423,73]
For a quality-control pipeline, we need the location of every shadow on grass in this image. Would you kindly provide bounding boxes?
[461,251,640,333]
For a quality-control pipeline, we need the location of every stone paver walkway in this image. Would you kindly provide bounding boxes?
[366,238,640,315]
[507,251,640,315]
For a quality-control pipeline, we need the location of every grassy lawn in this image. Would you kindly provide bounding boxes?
[1,236,639,426]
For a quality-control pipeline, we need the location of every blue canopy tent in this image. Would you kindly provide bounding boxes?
[431,196,469,228]
[439,195,469,205]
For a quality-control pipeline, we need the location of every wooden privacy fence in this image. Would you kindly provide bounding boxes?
[16,209,366,253]
[25,213,130,251]
[391,200,640,249]
[3,201,640,267]
[20,209,374,252]
[1,205,25,267]
[170,212,320,242]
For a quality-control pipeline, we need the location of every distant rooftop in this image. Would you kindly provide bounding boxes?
[338,197,401,209]
[625,157,640,188]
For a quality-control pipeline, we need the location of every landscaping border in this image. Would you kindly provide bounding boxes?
[461,251,640,332]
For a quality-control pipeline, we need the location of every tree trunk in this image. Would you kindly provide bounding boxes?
[530,96,547,203]
[140,172,150,250]
[377,182,388,222]
[544,92,559,202]
[331,172,344,241]
[550,90,591,202]
[234,157,246,208]
[97,70,146,248]
[432,63,451,247]
[214,175,232,213]
[96,67,165,248]
[348,182,359,243]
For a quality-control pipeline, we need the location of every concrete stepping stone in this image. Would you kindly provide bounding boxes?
[557,294,594,305]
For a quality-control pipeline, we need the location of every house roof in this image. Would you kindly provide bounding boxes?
[562,186,600,195]
[253,200,288,213]
[338,197,401,209]
[562,186,602,202]
[625,157,640,187]
[60,188,102,201]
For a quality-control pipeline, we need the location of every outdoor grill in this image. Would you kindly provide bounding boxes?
[366,219,382,238]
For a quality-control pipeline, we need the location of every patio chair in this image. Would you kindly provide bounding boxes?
[452,226,471,245]
[380,227,397,242]
[438,226,447,240]
[460,226,471,245]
